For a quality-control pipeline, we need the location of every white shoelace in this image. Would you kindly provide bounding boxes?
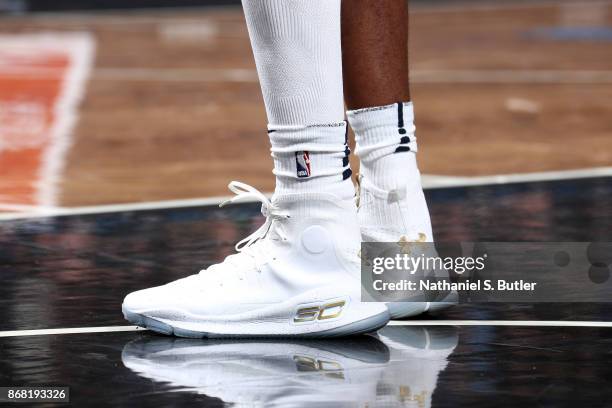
[200,181,290,278]
[219,181,290,252]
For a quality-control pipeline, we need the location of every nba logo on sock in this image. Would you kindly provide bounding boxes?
[295,151,311,178]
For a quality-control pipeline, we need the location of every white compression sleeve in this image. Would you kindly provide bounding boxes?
[242,0,344,126]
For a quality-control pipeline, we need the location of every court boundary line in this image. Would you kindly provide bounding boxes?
[0,326,146,337]
[419,166,612,188]
[36,33,96,208]
[388,320,612,327]
[0,167,611,221]
[0,33,95,209]
[1,319,611,337]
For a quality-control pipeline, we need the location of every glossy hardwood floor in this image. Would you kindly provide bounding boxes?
[1,177,611,406]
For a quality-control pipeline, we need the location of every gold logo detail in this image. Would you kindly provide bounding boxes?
[293,355,345,379]
[397,233,427,255]
[294,300,346,323]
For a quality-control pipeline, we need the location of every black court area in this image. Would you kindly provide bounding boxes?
[1,177,612,407]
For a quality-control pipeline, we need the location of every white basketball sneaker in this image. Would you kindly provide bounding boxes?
[356,174,457,319]
[122,181,390,338]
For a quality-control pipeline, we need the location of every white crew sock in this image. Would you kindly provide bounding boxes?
[242,0,353,199]
[268,122,354,199]
[347,102,433,242]
[347,102,421,192]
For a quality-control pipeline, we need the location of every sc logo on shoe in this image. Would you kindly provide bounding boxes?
[294,300,346,323]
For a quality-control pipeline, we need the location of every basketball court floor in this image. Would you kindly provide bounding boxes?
[1,0,611,406]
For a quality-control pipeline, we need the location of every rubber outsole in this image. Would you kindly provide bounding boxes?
[427,289,459,314]
[386,302,428,320]
[387,289,458,319]
[122,307,390,339]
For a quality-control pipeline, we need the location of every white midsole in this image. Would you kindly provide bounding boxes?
[124,286,389,336]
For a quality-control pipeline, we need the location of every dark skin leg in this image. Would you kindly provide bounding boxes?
[341,0,410,109]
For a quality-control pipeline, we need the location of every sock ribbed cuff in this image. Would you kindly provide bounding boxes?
[269,122,354,199]
[347,101,418,165]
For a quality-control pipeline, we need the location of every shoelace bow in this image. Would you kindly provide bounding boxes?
[219,181,289,252]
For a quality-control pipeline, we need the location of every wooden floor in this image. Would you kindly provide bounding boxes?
[0,0,611,206]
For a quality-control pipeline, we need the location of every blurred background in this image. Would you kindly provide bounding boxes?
[0,0,611,211]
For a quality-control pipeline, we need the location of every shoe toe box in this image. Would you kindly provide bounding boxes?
[122,285,165,314]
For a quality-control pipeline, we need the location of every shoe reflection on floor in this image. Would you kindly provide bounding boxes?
[375,326,458,407]
[121,326,458,407]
